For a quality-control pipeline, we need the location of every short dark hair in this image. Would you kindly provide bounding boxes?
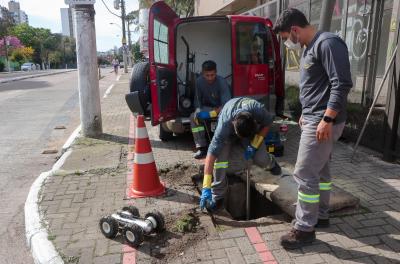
[233,111,257,139]
[202,60,217,72]
[273,8,309,33]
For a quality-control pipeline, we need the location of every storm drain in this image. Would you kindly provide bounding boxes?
[192,174,283,221]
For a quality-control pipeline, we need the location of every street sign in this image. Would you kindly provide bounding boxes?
[65,0,96,5]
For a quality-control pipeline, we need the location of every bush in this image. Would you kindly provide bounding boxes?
[285,85,302,121]
[0,61,4,72]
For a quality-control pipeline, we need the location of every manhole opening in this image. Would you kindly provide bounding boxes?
[192,174,283,221]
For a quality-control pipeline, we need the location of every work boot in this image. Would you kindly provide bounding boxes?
[193,147,207,159]
[291,218,330,228]
[270,162,282,175]
[280,228,316,249]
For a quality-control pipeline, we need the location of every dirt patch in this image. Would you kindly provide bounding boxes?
[140,208,207,263]
[159,163,200,187]
[136,164,210,263]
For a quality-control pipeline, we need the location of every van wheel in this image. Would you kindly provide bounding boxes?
[159,124,173,141]
[130,62,151,116]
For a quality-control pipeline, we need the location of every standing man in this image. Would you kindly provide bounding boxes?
[191,60,231,159]
[199,97,282,211]
[273,9,353,249]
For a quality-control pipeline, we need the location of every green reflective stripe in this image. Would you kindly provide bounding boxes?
[298,191,320,203]
[320,182,332,191]
[192,126,205,133]
[214,161,228,169]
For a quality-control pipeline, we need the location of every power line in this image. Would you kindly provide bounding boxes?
[100,0,121,18]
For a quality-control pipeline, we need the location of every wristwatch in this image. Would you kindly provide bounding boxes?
[323,115,335,123]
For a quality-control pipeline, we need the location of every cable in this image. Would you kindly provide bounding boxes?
[100,0,121,18]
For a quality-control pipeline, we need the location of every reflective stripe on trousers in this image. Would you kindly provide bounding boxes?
[294,121,345,232]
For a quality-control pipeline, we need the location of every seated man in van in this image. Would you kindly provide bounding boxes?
[191,60,231,159]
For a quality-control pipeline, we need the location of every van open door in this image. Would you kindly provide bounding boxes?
[148,2,179,126]
[265,18,285,117]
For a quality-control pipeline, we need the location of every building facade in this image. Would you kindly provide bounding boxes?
[7,0,28,24]
[60,8,75,38]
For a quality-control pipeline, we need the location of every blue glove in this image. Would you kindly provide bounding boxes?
[244,145,257,160]
[196,111,211,120]
[200,188,214,210]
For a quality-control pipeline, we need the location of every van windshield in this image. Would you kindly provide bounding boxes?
[236,22,268,65]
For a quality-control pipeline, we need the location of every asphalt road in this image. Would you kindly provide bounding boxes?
[0,69,118,263]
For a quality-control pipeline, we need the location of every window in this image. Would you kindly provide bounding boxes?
[236,23,268,65]
[153,19,169,64]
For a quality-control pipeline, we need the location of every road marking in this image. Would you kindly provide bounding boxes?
[103,84,114,98]
[245,227,277,263]
[117,75,122,81]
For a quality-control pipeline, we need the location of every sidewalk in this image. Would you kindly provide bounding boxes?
[35,72,400,264]
[0,69,76,84]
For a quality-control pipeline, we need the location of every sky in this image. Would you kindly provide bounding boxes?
[0,0,140,51]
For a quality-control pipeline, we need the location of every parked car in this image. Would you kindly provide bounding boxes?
[126,1,284,141]
[21,62,36,71]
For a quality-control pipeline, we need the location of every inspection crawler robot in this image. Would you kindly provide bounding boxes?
[99,206,165,247]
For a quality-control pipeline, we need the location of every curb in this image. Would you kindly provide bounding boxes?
[0,70,76,84]
[25,126,81,264]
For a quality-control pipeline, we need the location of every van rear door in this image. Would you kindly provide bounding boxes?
[148,2,179,126]
[230,16,270,97]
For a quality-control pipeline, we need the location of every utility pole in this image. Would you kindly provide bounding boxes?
[66,0,102,137]
[127,19,132,66]
[121,0,128,73]
[319,0,336,32]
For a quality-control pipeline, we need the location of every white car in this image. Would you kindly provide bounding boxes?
[21,62,35,71]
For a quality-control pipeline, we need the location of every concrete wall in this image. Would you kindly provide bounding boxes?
[195,0,234,16]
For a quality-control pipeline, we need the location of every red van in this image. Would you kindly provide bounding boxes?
[126,1,284,141]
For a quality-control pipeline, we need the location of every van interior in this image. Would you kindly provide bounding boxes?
[175,19,232,116]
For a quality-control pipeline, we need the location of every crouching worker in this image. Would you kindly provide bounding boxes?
[191,60,231,159]
[199,97,282,211]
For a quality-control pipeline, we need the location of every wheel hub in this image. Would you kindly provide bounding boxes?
[126,230,135,242]
[102,222,111,233]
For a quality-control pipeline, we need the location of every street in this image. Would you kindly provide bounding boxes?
[0,69,116,263]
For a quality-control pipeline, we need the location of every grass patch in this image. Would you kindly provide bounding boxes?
[174,213,199,233]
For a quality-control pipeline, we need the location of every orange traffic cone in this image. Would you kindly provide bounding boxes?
[128,115,165,198]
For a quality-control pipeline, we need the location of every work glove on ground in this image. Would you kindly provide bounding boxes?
[244,134,265,160]
[196,110,217,120]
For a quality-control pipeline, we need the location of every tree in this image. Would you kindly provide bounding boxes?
[10,46,34,64]
[132,42,145,62]
[0,6,15,37]
[48,51,62,68]
[0,36,23,56]
[138,0,194,17]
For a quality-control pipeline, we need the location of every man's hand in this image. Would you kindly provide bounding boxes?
[244,145,257,160]
[316,119,333,142]
[199,188,214,210]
